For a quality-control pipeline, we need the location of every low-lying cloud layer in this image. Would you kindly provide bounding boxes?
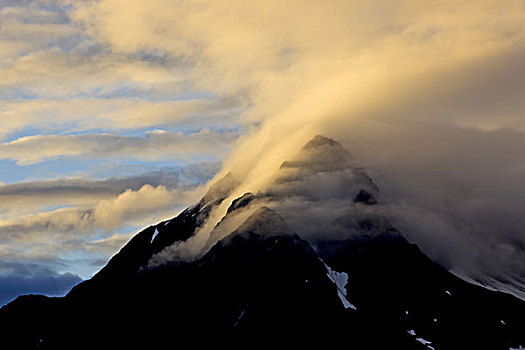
[0,261,82,306]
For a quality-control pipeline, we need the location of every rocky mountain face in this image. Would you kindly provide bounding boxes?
[1,136,524,349]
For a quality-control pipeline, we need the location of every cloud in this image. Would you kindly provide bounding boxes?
[0,183,202,241]
[85,233,132,256]
[0,261,82,306]
[0,97,241,141]
[0,1,243,140]
[93,184,174,229]
[71,0,525,121]
[0,162,218,197]
[69,0,524,201]
[0,129,239,165]
[328,124,525,296]
[0,163,219,222]
[0,162,220,281]
[0,183,202,281]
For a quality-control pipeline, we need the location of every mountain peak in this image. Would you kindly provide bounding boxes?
[302,135,342,150]
[280,135,354,172]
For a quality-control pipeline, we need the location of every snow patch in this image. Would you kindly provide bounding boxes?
[322,260,356,310]
[338,290,355,309]
[500,320,506,325]
[234,309,245,327]
[416,337,432,345]
[509,346,524,350]
[444,290,451,296]
[151,228,159,243]
[407,329,434,349]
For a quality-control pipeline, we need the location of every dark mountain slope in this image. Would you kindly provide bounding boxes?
[317,233,525,349]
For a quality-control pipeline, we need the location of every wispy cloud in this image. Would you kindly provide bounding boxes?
[0,1,244,142]
[0,129,239,165]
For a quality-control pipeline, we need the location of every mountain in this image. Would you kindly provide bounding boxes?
[1,135,524,349]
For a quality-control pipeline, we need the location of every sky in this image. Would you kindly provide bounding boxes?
[1,0,525,304]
